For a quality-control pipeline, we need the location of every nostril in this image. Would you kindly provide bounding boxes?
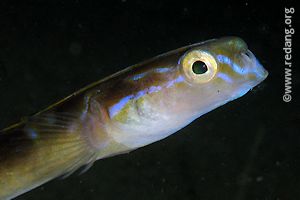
[240,50,255,64]
[244,50,255,59]
[244,51,251,59]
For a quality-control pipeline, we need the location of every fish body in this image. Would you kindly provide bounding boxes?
[0,37,268,199]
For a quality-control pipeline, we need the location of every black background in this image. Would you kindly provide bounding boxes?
[0,1,298,200]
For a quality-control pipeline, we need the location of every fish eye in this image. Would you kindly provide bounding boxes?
[181,50,217,84]
[192,61,208,74]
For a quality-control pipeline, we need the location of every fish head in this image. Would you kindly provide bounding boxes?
[200,36,268,95]
[107,37,268,148]
[171,37,268,118]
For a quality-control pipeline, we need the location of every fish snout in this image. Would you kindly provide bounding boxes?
[240,50,268,82]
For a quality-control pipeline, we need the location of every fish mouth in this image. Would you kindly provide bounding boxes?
[241,49,268,82]
[229,49,268,99]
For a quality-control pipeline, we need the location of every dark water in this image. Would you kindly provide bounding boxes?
[0,1,298,200]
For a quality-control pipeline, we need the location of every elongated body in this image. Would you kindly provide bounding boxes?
[0,37,268,199]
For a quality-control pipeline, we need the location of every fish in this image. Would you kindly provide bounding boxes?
[0,37,268,199]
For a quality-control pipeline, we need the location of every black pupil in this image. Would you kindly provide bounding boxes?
[192,61,208,74]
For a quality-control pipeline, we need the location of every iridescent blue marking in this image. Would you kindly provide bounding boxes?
[217,72,233,83]
[135,90,147,99]
[110,75,183,118]
[109,95,134,118]
[232,62,247,75]
[217,55,248,75]
[166,75,184,88]
[154,68,172,73]
[26,128,38,140]
[148,85,162,94]
[80,95,90,120]
[128,72,148,81]
[217,55,231,65]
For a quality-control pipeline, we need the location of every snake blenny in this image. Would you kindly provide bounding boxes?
[0,37,268,199]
